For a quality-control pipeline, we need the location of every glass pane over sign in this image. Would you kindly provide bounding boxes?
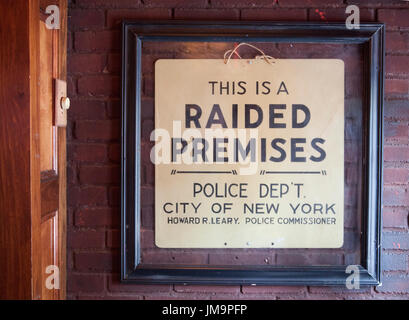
[139,41,363,266]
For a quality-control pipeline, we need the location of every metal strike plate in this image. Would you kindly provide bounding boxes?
[54,79,68,127]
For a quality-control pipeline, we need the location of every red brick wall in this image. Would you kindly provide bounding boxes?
[67,0,409,299]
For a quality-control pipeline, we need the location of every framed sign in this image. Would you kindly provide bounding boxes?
[155,58,344,249]
[121,21,384,286]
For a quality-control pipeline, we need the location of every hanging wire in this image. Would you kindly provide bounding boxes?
[223,42,275,65]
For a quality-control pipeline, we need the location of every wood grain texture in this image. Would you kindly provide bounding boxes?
[39,20,55,172]
[30,0,42,300]
[41,174,59,216]
[38,17,58,300]
[57,0,68,300]
[38,0,67,299]
[0,0,40,299]
[0,0,67,300]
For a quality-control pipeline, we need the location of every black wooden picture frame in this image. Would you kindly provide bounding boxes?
[121,21,384,286]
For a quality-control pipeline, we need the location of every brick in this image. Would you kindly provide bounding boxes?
[107,9,171,28]
[344,252,361,266]
[68,274,105,293]
[145,163,154,186]
[141,97,154,120]
[77,294,142,300]
[108,144,121,162]
[342,238,362,257]
[241,9,307,20]
[276,253,343,265]
[211,0,276,7]
[141,251,208,264]
[69,186,107,206]
[67,77,77,100]
[79,165,120,184]
[68,99,106,120]
[242,285,306,294]
[345,142,359,163]
[108,186,121,206]
[107,230,120,248]
[67,207,75,230]
[78,75,120,97]
[144,41,233,58]
[208,293,281,300]
[174,285,240,294]
[385,79,409,95]
[277,253,308,266]
[142,119,154,141]
[345,205,358,228]
[67,247,74,270]
[386,32,409,53]
[175,9,240,20]
[69,54,106,74]
[69,143,107,162]
[275,42,344,58]
[384,168,409,184]
[141,54,160,70]
[141,229,154,249]
[75,207,120,228]
[76,0,142,8]
[67,31,73,52]
[145,0,208,7]
[209,253,273,265]
[68,121,75,141]
[75,120,120,141]
[143,75,154,97]
[309,8,374,22]
[345,165,358,186]
[345,118,359,141]
[75,30,120,52]
[345,98,363,120]
[141,142,153,164]
[383,232,409,250]
[278,0,343,7]
[376,275,409,293]
[75,251,119,272]
[141,186,154,206]
[345,186,358,209]
[69,9,105,30]
[384,146,409,162]
[141,206,154,228]
[384,100,409,120]
[383,207,408,229]
[145,293,212,300]
[383,253,408,271]
[141,165,147,186]
[308,286,371,295]
[108,274,172,293]
[107,53,120,74]
[379,9,409,28]
[106,100,121,119]
[69,230,105,249]
[142,41,176,54]
[386,56,409,75]
[345,73,363,98]
[347,0,408,7]
[384,186,409,206]
[67,164,77,185]
[64,0,409,301]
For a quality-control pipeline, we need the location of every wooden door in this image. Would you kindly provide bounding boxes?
[0,0,67,300]
[38,0,67,300]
